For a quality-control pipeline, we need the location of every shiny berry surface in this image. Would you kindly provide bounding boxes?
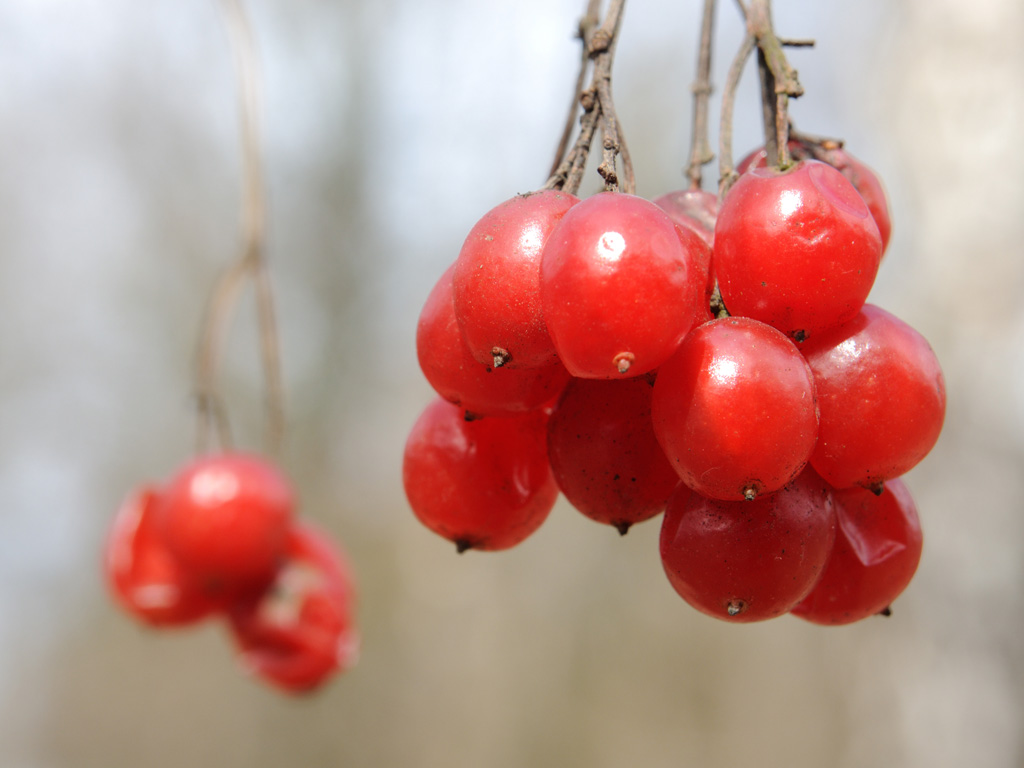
[154,453,294,601]
[652,188,718,247]
[541,192,705,378]
[452,190,578,368]
[651,317,818,501]
[547,376,680,534]
[105,486,216,627]
[792,479,922,625]
[229,522,359,693]
[659,468,837,623]
[714,160,882,340]
[403,397,557,552]
[802,304,946,489]
[417,263,570,417]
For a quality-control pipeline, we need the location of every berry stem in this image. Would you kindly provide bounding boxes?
[196,0,285,457]
[686,0,717,190]
[717,32,755,199]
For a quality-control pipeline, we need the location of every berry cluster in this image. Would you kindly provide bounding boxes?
[405,136,944,625]
[104,453,358,692]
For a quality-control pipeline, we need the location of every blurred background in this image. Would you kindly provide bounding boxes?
[0,0,1020,766]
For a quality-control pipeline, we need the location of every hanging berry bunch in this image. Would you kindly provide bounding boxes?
[103,0,357,693]
[405,0,944,628]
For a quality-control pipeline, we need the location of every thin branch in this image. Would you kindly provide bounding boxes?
[745,0,802,168]
[717,33,755,199]
[686,0,716,189]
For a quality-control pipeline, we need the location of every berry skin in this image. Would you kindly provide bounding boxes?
[546,375,680,534]
[403,397,558,552]
[452,190,578,369]
[105,486,217,627]
[652,188,718,247]
[541,192,707,378]
[154,453,294,602]
[417,263,570,418]
[792,479,922,625]
[229,522,359,693]
[714,160,883,341]
[801,304,946,490]
[651,317,819,501]
[659,467,837,623]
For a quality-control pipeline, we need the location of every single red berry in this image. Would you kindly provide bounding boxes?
[104,486,217,627]
[652,188,718,247]
[792,479,923,625]
[154,453,294,602]
[547,375,680,534]
[229,522,359,693]
[651,317,819,501]
[714,159,882,341]
[541,192,706,378]
[417,263,570,418]
[452,190,578,369]
[801,304,946,490]
[659,467,837,623]
[403,397,557,552]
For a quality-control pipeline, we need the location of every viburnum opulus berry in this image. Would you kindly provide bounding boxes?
[792,479,922,625]
[546,375,680,534]
[651,316,819,501]
[800,304,946,490]
[714,159,883,341]
[153,453,294,603]
[229,522,359,693]
[652,187,718,247]
[452,189,578,369]
[402,397,558,552]
[105,486,217,626]
[659,467,837,622]
[541,192,709,378]
[417,263,570,418]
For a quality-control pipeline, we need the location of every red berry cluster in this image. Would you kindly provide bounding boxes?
[405,141,944,625]
[104,453,358,692]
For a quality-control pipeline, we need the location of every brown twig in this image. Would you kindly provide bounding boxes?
[717,33,755,199]
[745,0,802,168]
[686,0,716,189]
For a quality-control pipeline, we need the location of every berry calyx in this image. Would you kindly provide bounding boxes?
[402,398,558,552]
[792,479,923,625]
[651,317,819,501]
[714,159,882,341]
[154,453,294,602]
[452,190,578,369]
[541,192,707,378]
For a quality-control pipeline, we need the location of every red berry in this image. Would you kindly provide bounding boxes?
[452,190,578,369]
[104,486,217,627]
[417,263,570,418]
[651,317,818,501]
[659,468,837,623]
[541,192,706,378]
[402,398,558,552]
[229,522,359,693]
[714,159,882,340]
[547,375,680,534]
[652,188,718,247]
[792,479,922,625]
[801,304,946,489]
[154,453,294,601]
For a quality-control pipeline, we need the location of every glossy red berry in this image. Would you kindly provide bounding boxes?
[547,376,680,534]
[801,304,946,490]
[792,479,922,625]
[417,263,570,418]
[154,453,294,602]
[403,397,558,552]
[714,159,882,341]
[541,192,707,378]
[104,486,217,627]
[652,188,718,247]
[452,190,578,369]
[229,522,359,693]
[659,468,837,623]
[651,317,818,501]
